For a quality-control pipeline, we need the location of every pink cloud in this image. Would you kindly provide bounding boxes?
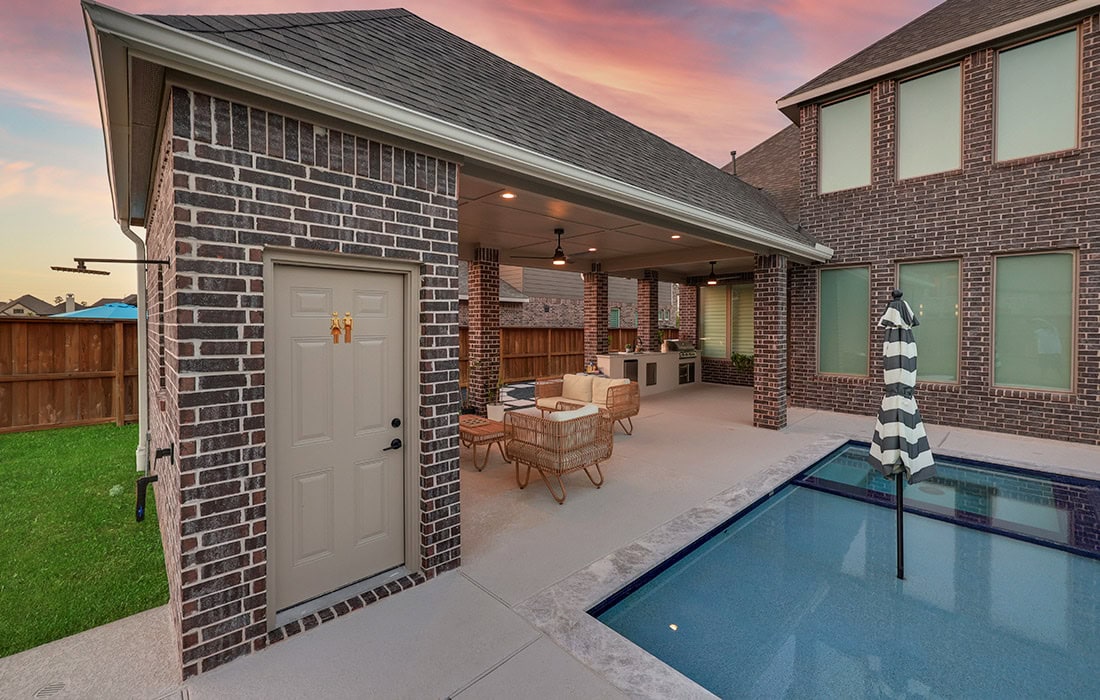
[4,0,940,161]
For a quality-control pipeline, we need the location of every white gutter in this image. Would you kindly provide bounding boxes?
[120,223,149,474]
[83,1,831,264]
[778,0,1100,115]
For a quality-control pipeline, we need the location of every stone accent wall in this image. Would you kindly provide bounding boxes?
[468,247,500,413]
[161,86,460,677]
[792,14,1100,444]
[583,267,608,364]
[636,269,659,351]
[753,254,788,429]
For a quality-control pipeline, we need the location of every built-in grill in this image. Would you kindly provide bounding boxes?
[662,339,699,384]
[662,339,697,359]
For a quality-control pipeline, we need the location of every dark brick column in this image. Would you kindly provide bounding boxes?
[636,269,660,351]
[583,264,608,365]
[468,247,500,415]
[679,285,698,346]
[753,254,788,430]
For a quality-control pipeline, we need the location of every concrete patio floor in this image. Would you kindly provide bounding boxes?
[3,383,1098,699]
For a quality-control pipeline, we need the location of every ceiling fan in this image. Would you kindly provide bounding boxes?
[510,228,576,266]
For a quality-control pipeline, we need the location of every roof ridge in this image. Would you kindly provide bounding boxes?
[143,8,412,34]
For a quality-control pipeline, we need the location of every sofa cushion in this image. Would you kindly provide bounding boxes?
[548,403,599,422]
[535,396,567,410]
[562,373,594,403]
[592,377,629,405]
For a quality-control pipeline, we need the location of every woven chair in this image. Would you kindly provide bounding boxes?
[534,376,640,435]
[503,405,614,504]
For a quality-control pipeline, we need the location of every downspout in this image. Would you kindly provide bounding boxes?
[120,222,149,473]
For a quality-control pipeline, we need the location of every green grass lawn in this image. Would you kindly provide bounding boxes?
[0,423,168,658]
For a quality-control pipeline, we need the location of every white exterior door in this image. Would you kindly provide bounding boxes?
[271,263,405,610]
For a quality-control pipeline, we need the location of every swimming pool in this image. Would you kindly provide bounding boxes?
[592,442,1100,698]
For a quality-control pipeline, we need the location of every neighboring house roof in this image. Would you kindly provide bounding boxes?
[778,0,1092,119]
[457,261,529,303]
[140,9,819,254]
[722,125,800,225]
[0,294,61,316]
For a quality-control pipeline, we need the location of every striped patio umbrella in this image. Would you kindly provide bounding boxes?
[867,289,935,579]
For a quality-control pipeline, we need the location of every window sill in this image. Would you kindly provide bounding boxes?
[993,147,1079,168]
[990,386,1075,402]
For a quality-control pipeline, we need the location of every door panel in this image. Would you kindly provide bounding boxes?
[272,264,406,611]
[291,339,334,446]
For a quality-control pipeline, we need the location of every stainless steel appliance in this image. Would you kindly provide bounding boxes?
[661,339,698,384]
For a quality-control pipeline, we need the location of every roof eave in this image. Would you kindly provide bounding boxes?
[777,0,1099,118]
[85,2,831,264]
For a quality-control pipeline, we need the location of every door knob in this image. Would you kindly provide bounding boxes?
[382,438,403,451]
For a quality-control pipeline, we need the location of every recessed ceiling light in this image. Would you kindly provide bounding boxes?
[588,247,597,252]
[671,234,682,239]
[500,192,516,199]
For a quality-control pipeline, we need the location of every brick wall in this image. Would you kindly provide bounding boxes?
[700,358,752,386]
[457,297,677,329]
[636,269,659,351]
[146,119,184,677]
[792,14,1100,444]
[753,254,788,429]
[468,248,500,413]
[583,267,608,364]
[678,285,697,346]
[160,86,460,677]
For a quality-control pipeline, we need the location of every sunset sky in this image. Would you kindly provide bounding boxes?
[0,0,940,304]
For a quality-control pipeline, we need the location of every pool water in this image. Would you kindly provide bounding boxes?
[593,444,1100,698]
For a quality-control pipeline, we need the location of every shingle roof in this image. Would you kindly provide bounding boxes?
[144,9,817,250]
[457,261,528,302]
[0,294,61,316]
[722,125,800,225]
[781,0,1078,103]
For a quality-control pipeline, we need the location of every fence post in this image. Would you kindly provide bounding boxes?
[114,321,125,426]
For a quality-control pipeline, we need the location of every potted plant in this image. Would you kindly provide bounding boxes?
[486,373,507,422]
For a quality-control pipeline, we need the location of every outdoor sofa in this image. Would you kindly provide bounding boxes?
[503,403,614,504]
[534,374,640,435]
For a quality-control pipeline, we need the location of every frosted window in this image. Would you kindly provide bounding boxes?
[994,253,1074,390]
[820,94,871,193]
[819,268,869,375]
[996,31,1078,161]
[730,284,754,355]
[700,285,728,358]
[899,260,960,382]
[899,66,961,179]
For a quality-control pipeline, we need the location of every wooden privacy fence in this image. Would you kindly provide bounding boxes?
[0,318,138,433]
[459,326,679,385]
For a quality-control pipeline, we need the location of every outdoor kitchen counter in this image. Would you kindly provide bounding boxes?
[596,351,695,397]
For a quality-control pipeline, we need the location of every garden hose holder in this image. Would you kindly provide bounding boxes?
[136,444,173,522]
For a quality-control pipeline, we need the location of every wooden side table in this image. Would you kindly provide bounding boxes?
[459,414,510,471]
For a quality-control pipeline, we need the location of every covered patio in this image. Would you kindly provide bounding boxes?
[4,383,1098,698]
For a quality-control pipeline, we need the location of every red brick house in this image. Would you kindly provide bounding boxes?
[83,2,825,678]
[705,0,1100,445]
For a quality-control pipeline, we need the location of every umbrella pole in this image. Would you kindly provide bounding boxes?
[896,473,905,580]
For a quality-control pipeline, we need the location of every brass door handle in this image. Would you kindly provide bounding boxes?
[343,312,353,343]
[330,312,341,344]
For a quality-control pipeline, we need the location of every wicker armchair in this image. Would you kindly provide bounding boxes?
[503,405,614,504]
[534,375,640,435]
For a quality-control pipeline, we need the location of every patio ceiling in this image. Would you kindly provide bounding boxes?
[458,173,755,282]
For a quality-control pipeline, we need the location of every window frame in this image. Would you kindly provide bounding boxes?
[699,284,730,359]
[990,249,1078,393]
[896,64,964,181]
[993,27,1081,163]
[816,265,871,377]
[609,307,620,329]
[818,92,873,194]
[894,257,963,384]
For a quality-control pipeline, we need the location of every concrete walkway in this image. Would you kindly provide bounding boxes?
[3,384,1098,699]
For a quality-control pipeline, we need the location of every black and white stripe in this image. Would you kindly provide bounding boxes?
[868,298,935,483]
